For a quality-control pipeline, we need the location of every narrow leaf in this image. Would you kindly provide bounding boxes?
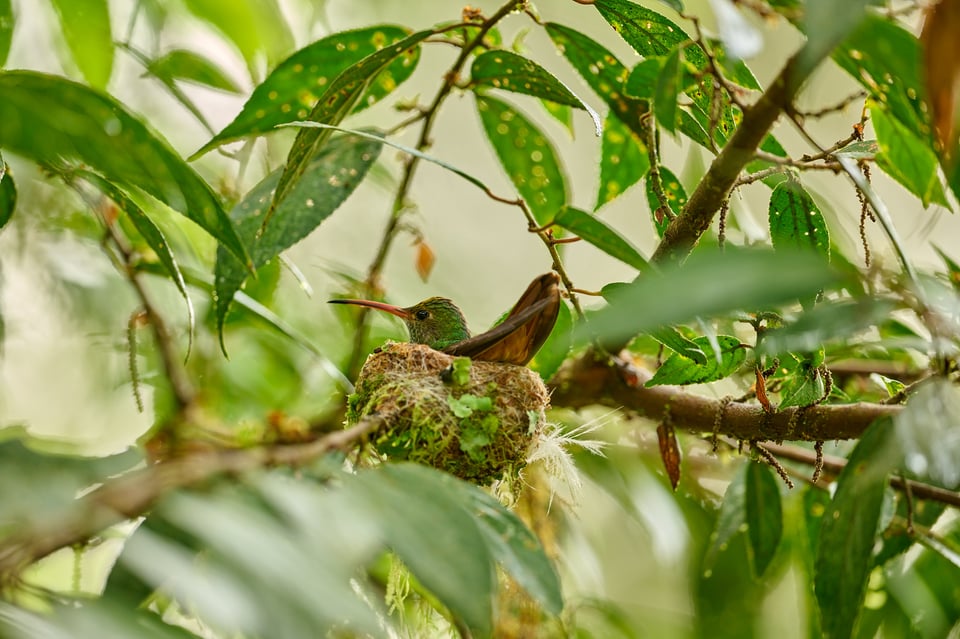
[649,325,706,364]
[596,110,649,209]
[470,49,601,135]
[645,165,687,237]
[0,0,12,67]
[0,163,14,231]
[80,171,195,354]
[544,22,650,138]
[553,205,647,271]
[655,45,683,133]
[797,0,871,83]
[215,133,381,343]
[587,247,844,344]
[815,418,901,639]
[656,421,682,490]
[183,0,293,73]
[703,463,747,570]
[267,29,431,224]
[476,94,566,225]
[646,335,745,386]
[147,49,242,93]
[594,0,706,66]
[48,0,113,88]
[768,179,830,260]
[195,26,419,156]
[541,100,573,134]
[872,103,948,208]
[0,71,250,266]
[745,461,782,577]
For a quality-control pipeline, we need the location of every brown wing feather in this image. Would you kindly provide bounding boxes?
[443,272,561,365]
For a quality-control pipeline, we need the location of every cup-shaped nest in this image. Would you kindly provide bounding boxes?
[346,342,550,484]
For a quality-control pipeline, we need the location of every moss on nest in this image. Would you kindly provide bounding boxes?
[346,342,550,484]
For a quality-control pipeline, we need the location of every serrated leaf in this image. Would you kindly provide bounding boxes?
[594,0,706,66]
[833,15,930,143]
[0,71,250,266]
[476,94,566,225]
[778,360,826,409]
[646,335,745,385]
[553,205,647,271]
[649,325,706,364]
[587,246,844,344]
[195,26,418,156]
[645,165,687,237]
[596,112,649,209]
[183,0,293,74]
[80,171,195,354]
[48,0,113,88]
[768,179,830,260]
[545,22,650,138]
[872,103,948,208]
[147,49,241,93]
[215,133,381,342]
[470,49,600,135]
[352,464,496,636]
[267,29,430,224]
[655,45,683,133]
[815,418,901,639]
[0,0,12,67]
[529,300,572,382]
[0,164,14,231]
[745,461,782,577]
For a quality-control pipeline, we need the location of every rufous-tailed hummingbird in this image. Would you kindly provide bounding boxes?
[329,272,561,366]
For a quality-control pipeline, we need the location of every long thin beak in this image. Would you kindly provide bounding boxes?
[328,298,410,320]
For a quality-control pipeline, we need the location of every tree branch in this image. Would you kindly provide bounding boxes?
[548,353,901,441]
[0,417,382,581]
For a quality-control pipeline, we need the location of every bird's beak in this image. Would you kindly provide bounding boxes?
[328,298,411,320]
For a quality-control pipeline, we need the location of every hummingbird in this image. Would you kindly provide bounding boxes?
[329,272,562,366]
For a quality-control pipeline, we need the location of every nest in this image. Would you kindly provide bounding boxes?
[346,342,550,484]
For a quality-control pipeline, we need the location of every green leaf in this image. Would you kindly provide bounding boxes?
[815,418,901,639]
[529,300,572,382]
[833,15,930,142]
[649,325,706,364]
[470,49,601,134]
[541,100,573,134]
[352,464,496,636]
[0,0,12,67]
[778,357,826,409]
[80,171,195,353]
[475,95,567,225]
[182,0,294,75]
[745,461,782,577]
[554,205,647,271]
[645,165,687,237]
[0,71,250,267]
[895,380,960,490]
[544,22,650,138]
[0,163,14,231]
[646,335,745,386]
[934,245,960,289]
[872,103,948,208]
[215,133,382,343]
[703,462,747,571]
[758,297,897,356]
[709,38,761,90]
[797,0,871,83]
[594,0,705,66]
[194,25,420,156]
[624,58,662,99]
[147,49,242,93]
[596,112,649,209]
[267,29,431,224]
[588,247,844,344]
[833,139,879,160]
[655,45,683,133]
[48,0,113,88]
[768,179,830,260]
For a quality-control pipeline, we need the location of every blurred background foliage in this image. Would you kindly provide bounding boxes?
[0,0,959,638]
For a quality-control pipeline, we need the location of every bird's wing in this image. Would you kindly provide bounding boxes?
[443,272,561,365]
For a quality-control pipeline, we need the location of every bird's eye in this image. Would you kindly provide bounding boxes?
[415,309,429,320]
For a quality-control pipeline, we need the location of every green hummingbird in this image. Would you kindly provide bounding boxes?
[329,272,561,366]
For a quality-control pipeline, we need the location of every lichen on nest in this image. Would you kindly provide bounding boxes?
[345,342,550,485]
